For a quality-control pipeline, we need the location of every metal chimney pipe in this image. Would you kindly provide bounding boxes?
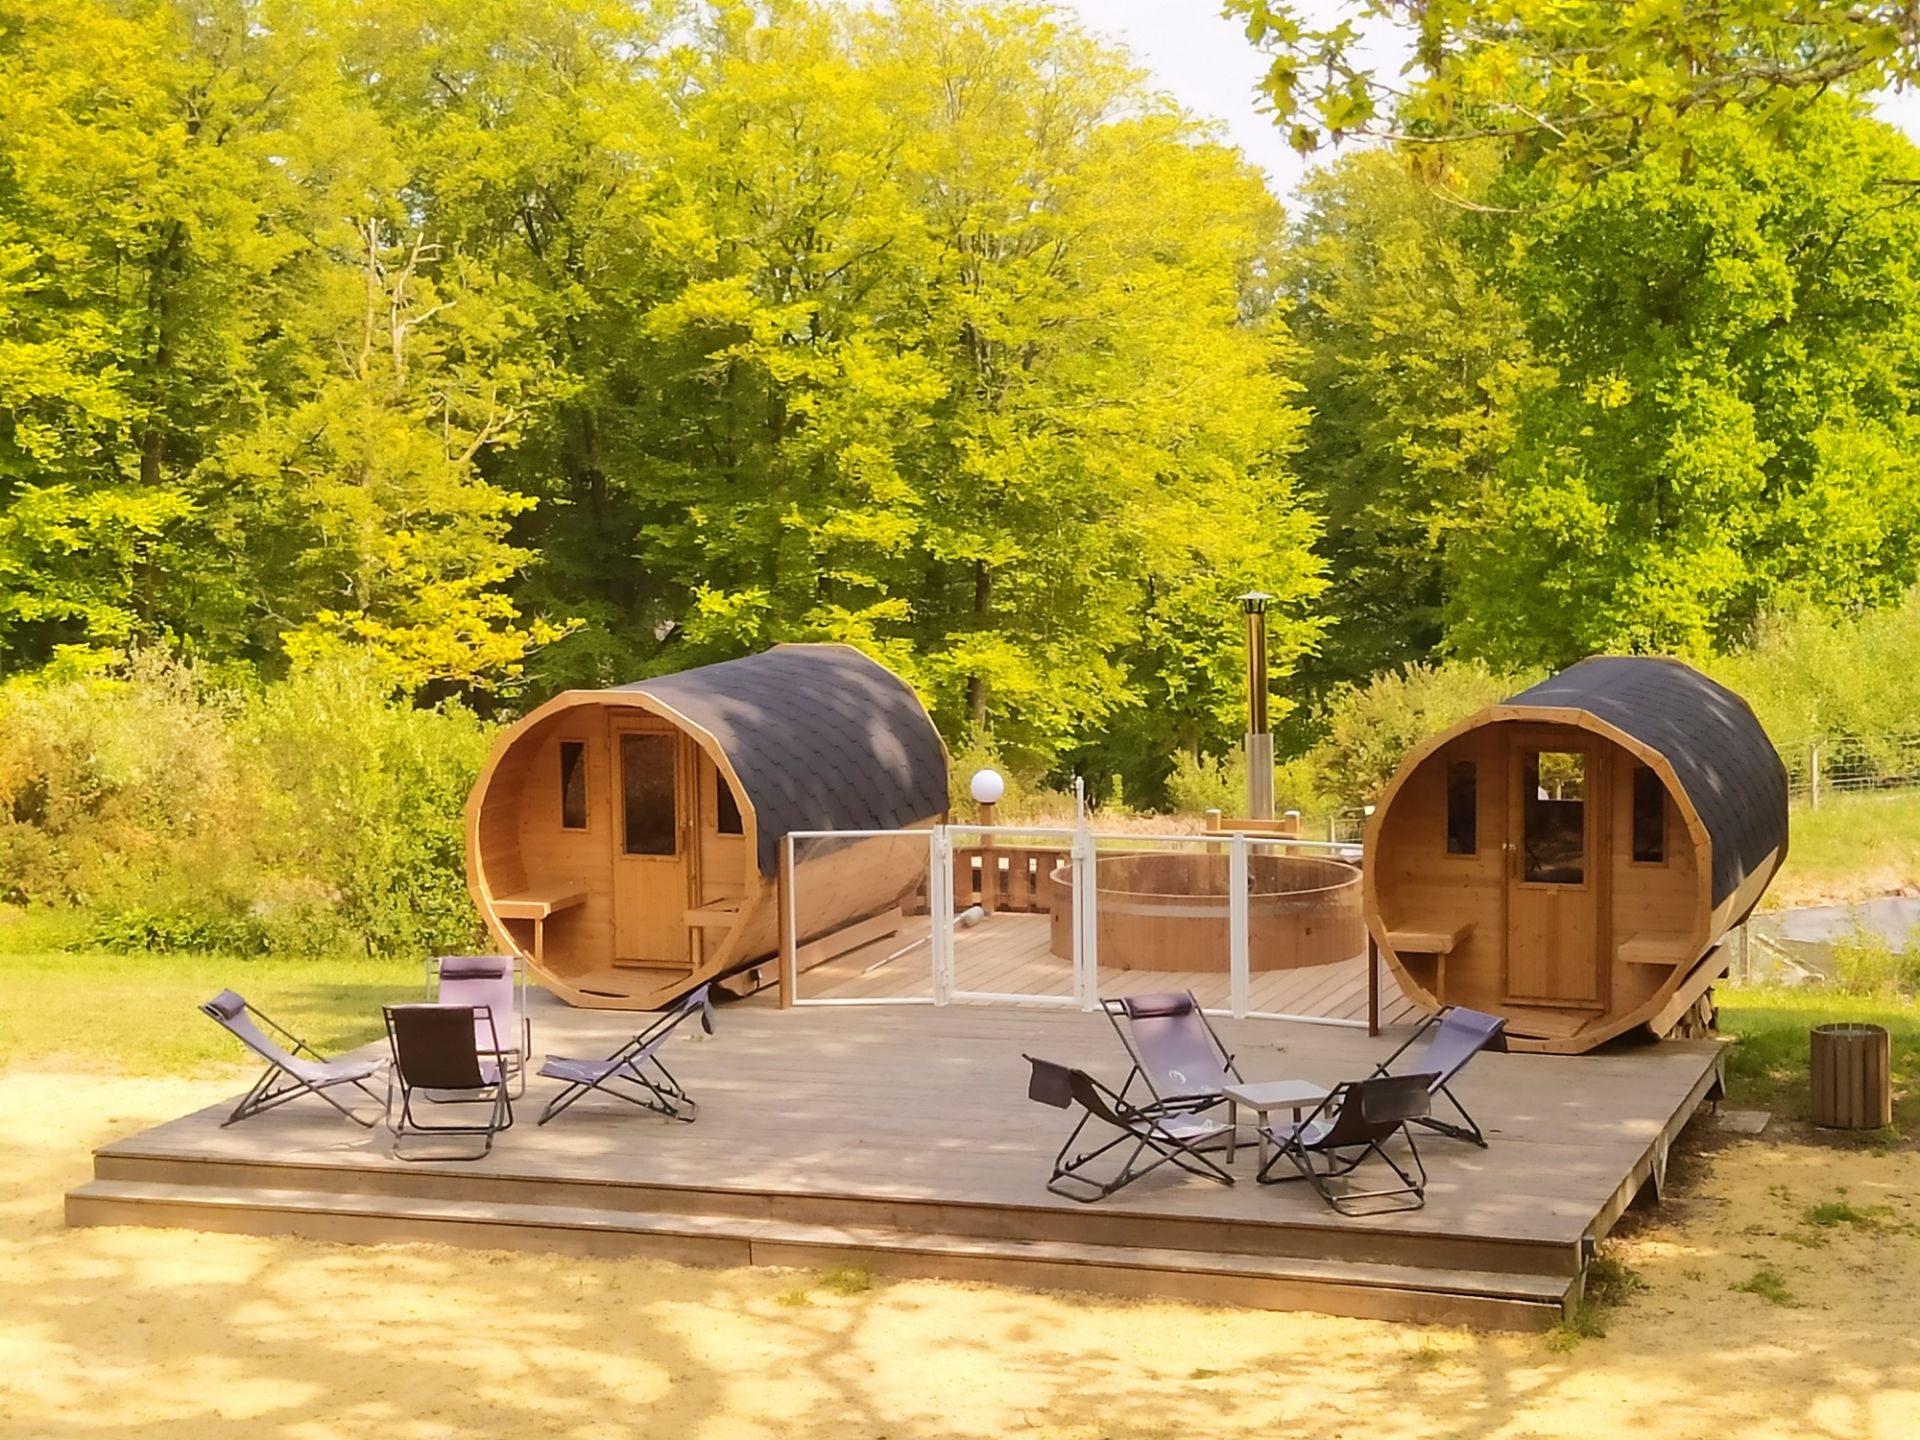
[1238,591,1274,819]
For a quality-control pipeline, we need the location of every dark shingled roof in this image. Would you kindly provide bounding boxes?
[614,645,948,876]
[1505,657,1788,908]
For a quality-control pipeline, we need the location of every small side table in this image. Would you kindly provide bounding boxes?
[1221,1080,1329,1169]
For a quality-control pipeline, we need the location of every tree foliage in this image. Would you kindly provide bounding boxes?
[1450,104,1920,666]
[1226,0,1920,178]
[1288,101,1920,677]
[1,0,1322,782]
[1285,148,1545,686]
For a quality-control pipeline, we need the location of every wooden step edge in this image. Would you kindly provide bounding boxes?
[88,1150,1580,1278]
[65,1179,1571,1329]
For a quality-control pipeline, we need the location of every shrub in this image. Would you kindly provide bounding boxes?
[0,653,245,907]
[0,651,492,957]
[1709,591,1920,784]
[241,659,493,955]
[1826,923,1920,998]
[1165,750,1244,815]
[1309,659,1533,806]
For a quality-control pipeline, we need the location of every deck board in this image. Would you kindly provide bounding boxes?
[799,911,1425,1026]
[82,995,1719,1248]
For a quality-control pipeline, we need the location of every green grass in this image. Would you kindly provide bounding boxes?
[1730,1266,1797,1307]
[1545,1250,1644,1351]
[818,1264,873,1296]
[1769,790,1920,908]
[1802,1199,1884,1229]
[0,943,419,1074]
[1716,985,1919,1136]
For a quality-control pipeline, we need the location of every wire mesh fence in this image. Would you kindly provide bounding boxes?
[1774,731,1920,803]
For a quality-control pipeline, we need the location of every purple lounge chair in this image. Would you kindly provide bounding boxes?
[430,955,530,1096]
[1102,990,1244,1121]
[537,985,715,1125]
[1024,1055,1235,1203]
[1256,1072,1439,1215]
[383,1003,514,1161]
[200,990,384,1128]
[1372,1006,1507,1147]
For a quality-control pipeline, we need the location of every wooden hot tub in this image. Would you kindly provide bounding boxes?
[1046,851,1364,971]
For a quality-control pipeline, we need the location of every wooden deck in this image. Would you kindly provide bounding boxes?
[795,911,1426,1026]
[68,994,1723,1330]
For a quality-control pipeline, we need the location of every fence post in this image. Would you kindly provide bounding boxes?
[778,834,798,1009]
[1229,832,1250,1019]
[932,826,957,1004]
[1073,825,1100,1010]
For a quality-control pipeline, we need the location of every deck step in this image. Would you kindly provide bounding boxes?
[90,1148,1577,1279]
[65,1178,1570,1330]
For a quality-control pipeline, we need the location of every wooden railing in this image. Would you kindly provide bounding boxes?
[904,844,1069,915]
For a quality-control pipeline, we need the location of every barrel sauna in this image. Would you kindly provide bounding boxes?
[465,644,949,1010]
[1365,657,1788,1054]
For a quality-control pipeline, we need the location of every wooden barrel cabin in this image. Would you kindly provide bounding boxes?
[1365,657,1788,1054]
[466,644,949,1009]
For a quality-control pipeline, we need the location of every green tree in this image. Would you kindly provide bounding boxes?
[1448,104,1920,666]
[0,0,566,686]
[1286,149,1546,688]
[204,220,565,690]
[1226,0,1920,178]
[635,1,1324,766]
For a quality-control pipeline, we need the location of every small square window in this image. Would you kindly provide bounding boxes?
[1446,760,1477,855]
[715,776,744,835]
[560,741,587,830]
[1632,765,1666,863]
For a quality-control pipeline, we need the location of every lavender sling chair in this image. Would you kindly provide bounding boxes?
[200,990,384,1128]
[1370,1006,1507,1147]
[1024,1055,1235,1203]
[1102,990,1244,1125]
[537,985,716,1125]
[429,955,530,1097]
[1256,1072,1439,1216]
[383,1003,514,1161]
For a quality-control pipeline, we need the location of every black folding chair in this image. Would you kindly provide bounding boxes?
[1372,1006,1507,1147]
[1101,990,1245,1126]
[383,1004,514,1161]
[200,990,383,1127]
[1256,1072,1438,1215]
[537,985,715,1126]
[1024,1055,1235,1204]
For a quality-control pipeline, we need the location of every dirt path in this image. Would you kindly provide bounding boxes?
[2,1071,1916,1440]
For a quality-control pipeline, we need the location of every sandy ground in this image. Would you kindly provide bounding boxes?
[1,1072,1917,1440]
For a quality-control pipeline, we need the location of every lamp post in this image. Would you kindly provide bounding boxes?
[1238,591,1274,820]
[970,768,1005,912]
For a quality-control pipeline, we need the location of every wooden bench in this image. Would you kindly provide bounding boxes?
[493,889,587,965]
[1384,923,1475,1004]
[1617,933,1688,967]
[1385,922,1473,956]
[684,900,743,930]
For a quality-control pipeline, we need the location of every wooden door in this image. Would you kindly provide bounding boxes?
[1503,734,1606,1008]
[611,718,693,966]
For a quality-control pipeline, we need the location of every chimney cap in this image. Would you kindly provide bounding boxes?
[1237,591,1273,613]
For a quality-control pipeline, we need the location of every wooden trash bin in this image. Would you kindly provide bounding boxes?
[1809,1023,1893,1130]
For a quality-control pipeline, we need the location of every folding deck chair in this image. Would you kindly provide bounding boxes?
[428,955,531,1097]
[1256,1072,1438,1216]
[382,1003,515,1161]
[1102,990,1244,1123]
[1372,1006,1507,1147]
[200,990,384,1128]
[1024,1055,1235,1203]
[536,985,715,1126]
